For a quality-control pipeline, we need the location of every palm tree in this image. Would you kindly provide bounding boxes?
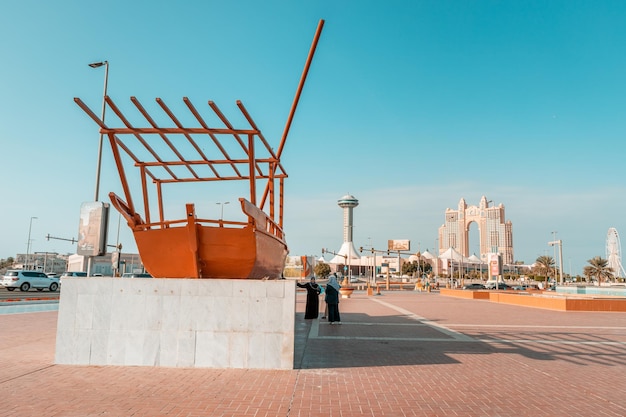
[583,256,613,285]
[533,255,556,285]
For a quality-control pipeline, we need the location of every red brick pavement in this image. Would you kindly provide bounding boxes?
[1,290,625,416]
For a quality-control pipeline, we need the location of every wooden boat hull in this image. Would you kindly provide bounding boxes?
[134,224,288,279]
[110,195,288,279]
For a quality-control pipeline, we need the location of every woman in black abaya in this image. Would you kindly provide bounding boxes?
[297,276,322,319]
[325,275,341,324]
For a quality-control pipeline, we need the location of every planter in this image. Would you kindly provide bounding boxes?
[339,288,354,298]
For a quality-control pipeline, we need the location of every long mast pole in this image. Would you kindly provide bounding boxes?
[260,19,325,210]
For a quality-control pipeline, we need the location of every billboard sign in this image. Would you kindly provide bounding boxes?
[388,239,410,251]
[77,201,109,256]
[488,253,502,277]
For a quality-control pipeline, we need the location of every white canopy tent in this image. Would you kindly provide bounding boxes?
[467,254,481,264]
[438,247,470,263]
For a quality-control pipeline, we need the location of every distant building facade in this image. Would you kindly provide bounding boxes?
[438,196,514,265]
[67,252,144,276]
[13,252,69,275]
[11,252,143,276]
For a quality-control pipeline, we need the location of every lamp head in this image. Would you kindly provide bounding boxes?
[89,61,107,68]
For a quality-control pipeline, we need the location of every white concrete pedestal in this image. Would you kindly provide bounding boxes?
[55,278,295,369]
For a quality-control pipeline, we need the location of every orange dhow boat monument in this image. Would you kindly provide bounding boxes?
[75,21,324,279]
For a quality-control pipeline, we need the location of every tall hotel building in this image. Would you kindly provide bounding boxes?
[438,196,514,265]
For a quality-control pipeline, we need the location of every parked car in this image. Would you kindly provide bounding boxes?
[462,283,486,290]
[485,282,509,290]
[122,273,152,278]
[60,271,88,278]
[59,271,88,286]
[1,270,60,292]
[512,285,535,291]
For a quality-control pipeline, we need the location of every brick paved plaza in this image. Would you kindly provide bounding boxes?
[1,290,625,416]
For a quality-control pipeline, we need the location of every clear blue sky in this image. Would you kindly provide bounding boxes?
[1,1,625,275]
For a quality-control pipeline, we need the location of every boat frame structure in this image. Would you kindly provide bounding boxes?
[75,20,324,279]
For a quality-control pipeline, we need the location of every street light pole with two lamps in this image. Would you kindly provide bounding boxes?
[26,216,38,269]
[85,61,109,277]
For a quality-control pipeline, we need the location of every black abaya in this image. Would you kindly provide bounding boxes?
[297,282,321,319]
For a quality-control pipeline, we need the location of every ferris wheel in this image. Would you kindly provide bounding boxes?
[606,228,626,279]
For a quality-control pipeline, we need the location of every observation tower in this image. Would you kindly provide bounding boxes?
[330,194,361,264]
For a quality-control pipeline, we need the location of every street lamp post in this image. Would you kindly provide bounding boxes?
[89,60,109,202]
[216,202,230,223]
[26,216,38,269]
[434,238,439,277]
[480,252,483,280]
[552,232,557,283]
[548,237,564,285]
[556,240,563,285]
[417,242,421,280]
[367,237,373,285]
[86,60,109,277]
[459,249,464,285]
[368,246,376,288]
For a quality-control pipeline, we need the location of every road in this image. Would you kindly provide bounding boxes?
[0,287,60,301]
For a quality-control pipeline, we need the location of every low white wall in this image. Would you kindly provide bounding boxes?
[55,278,295,369]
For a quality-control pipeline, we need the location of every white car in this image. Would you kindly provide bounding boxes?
[59,271,88,286]
[1,270,60,292]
